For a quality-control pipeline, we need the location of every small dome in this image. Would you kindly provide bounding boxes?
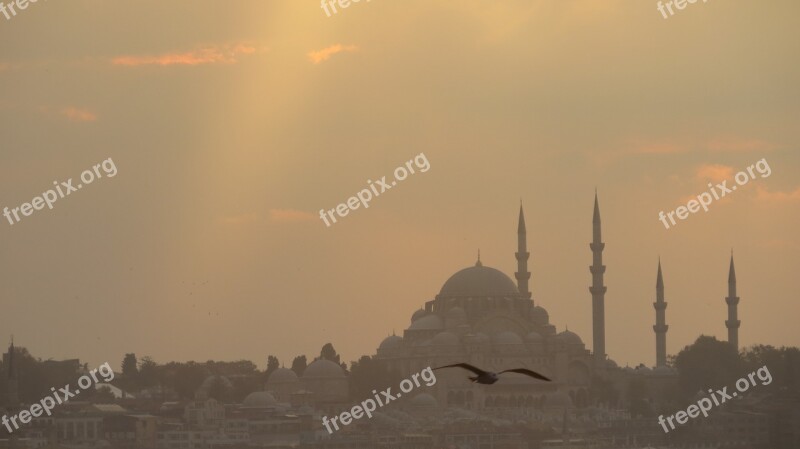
[557,330,583,345]
[446,307,467,322]
[525,331,544,343]
[410,393,438,408]
[411,309,428,322]
[605,359,619,369]
[243,391,277,407]
[408,314,443,330]
[531,306,549,323]
[431,331,459,346]
[303,359,345,379]
[493,331,523,345]
[199,375,232,391]
[379,335,404,351]
[439,264,521,297]
[267,367,298,385]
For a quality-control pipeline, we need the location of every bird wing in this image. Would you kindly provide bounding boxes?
[498,368,552,381]
[433,363,487,376]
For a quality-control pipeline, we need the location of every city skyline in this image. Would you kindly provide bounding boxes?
[0,0,798,372]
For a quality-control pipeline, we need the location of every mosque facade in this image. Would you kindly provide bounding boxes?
[374,200,608,410]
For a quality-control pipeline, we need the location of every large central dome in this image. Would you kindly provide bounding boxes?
[439,261,521,297]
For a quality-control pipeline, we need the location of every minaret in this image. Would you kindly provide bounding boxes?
[7,338,18,407]
[515,203,532,299]
[653,259,668,368]
[589,192,607,364]
[6,338,19,449]
[725,253,740,351]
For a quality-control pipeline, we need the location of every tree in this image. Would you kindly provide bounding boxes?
[291,356,307,377]
[741,345,800,392]
[318,343,348,373]
[674,335,744,399]
[207,376,231,403]
[265,356,280,379]
[349,355,402,399]
[138,356,159,387]
[122,354,139,377]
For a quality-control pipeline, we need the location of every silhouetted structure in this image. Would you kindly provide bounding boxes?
[653,260,668,368]
[515,204,532,299]
[726,253,741,351]
[589,192,607,365]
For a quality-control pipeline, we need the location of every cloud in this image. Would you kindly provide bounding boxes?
[112,43,256,67]
[754,186,800,203]
[307,44,358,65]
[269,209,316,223]
[695,164,734,183]
[61,107,97,122]
[707,137,779,153]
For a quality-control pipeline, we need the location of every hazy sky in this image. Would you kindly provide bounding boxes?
[0,0,797,371]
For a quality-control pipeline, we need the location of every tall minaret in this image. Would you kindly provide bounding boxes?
[653,259,668,368]
[725,253,740,351]
[515,203,532,299]
[7,338,18,407]
[6,338,19,449]
[589,192,607,364]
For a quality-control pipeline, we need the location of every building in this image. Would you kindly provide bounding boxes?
[375,203,599,410]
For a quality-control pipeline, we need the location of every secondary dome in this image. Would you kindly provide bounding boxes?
[267,367,298,384]
[243,391,277,407]
[199,375,232,391]
[531,306,549,323]
[439,263,520,297]
[445,307,467,322]
[411,309,428,322]
[379,335,404,351]
[557,330,583,345]
[303,359,345,379]
[408,314,443,330]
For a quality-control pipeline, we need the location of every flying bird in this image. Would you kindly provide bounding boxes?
[433,363,551,384]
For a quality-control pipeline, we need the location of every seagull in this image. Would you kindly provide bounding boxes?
[433,363,552,384]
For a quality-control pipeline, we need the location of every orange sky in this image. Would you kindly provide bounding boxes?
[0,0,798,370]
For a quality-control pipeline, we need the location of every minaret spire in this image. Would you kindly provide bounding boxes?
[590,191,607,365]
[515,203,532,299]
[653,258,668,368]
[725,252,740,351]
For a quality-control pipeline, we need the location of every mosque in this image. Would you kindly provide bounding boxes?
[259,194,742,413]
[373,197,613,411]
